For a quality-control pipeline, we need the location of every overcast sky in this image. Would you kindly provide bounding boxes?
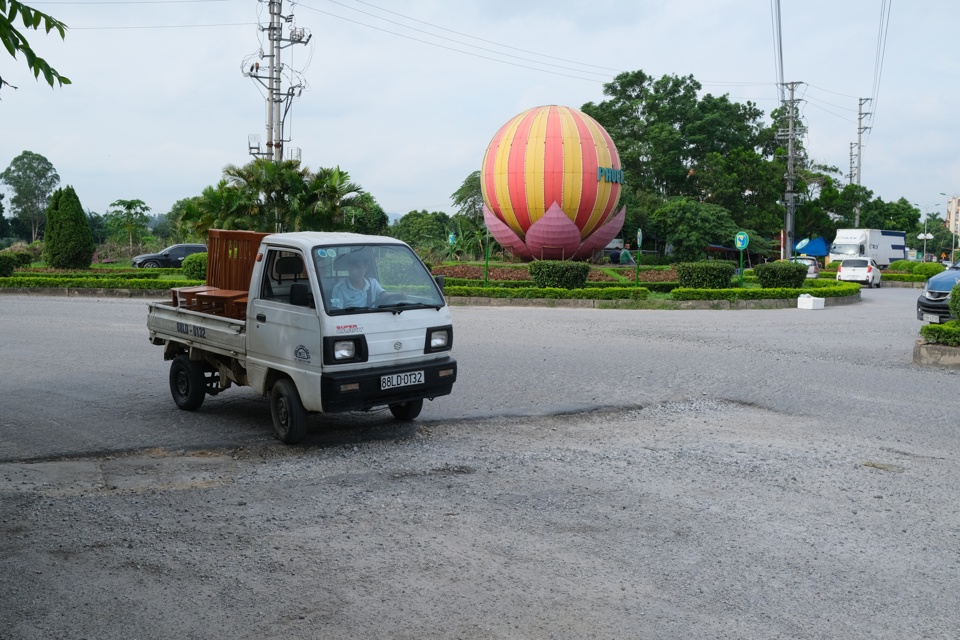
[2,0,957,223]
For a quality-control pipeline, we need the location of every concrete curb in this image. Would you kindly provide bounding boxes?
[913,340,960,369]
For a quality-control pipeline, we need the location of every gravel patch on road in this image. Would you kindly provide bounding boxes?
[3,400,957,639]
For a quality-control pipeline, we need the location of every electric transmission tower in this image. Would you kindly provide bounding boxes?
[243,0,311,163]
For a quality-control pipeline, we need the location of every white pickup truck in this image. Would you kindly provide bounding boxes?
[146,231,457,444]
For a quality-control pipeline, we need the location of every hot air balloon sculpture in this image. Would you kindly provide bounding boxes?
[481,105,626,260]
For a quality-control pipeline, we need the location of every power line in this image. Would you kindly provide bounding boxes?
[865,0,893,147]
[296,3,612,83]
[70,22,252,29]
[335,0,622,74]
[769,0,785,103]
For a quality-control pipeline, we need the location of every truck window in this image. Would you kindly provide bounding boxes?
[313,243,445,314]
[259,249,313,307]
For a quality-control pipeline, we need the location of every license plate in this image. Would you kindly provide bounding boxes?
[381,371,424,390]
[923,313,942,323]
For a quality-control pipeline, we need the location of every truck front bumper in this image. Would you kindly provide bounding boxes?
[320,357,457,413]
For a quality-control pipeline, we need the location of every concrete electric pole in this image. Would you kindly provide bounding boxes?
[243,0,311,163]
[854,97,871,226]
[779,81,803,259]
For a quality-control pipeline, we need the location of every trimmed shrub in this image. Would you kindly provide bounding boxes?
[912,262,945,278]
[676,261,737,289]
[948,284,960,321]
[182,252,207,281]
[43,186,96,269]
[888,259,914,272]
[529,260,590,289]
[753,261,807,288]
[0,253,16,277]
[920,320,960,346]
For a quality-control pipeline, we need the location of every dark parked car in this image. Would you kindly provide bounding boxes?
[132,244,206,268]
[917,264,960,323]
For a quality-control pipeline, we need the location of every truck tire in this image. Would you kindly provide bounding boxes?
[271,378,308,444]
[389,399,423,421]
[169,354,206,411]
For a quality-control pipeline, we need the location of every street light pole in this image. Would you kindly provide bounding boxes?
[918,220,933,262]
[940,192,959,264]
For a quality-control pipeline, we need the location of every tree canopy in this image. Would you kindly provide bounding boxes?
[177,159,370,237]
[0,150,59,241]
[0,1,70,92]
[106,198,150,253]
[43,185,94,268]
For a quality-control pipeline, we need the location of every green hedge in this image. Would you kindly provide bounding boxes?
[529,260,590,289]
[444,277,678,292]
[0,276,201,289]
[7,270,168,280]
[880,273,927,283]
[676,261,737,289]
[754,261,808,288]
[920,321,960,346]
[445,285,649,300]
[671,281,860,301]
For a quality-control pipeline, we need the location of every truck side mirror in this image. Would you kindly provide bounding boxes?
[859,244,865,254]
[434,275,445,293]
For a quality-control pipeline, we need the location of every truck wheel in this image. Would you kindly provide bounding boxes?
[271,378,308,444]
[169,355,206,411]
[389,399,423,421]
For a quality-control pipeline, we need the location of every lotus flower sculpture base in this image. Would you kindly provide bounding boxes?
[484,202,625,261]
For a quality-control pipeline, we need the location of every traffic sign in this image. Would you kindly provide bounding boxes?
[735,231,749,250]
[796,238,810,250]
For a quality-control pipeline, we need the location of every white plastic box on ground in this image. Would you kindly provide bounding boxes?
[798,295,825,310]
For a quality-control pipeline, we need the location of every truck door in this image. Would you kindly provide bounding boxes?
[246,248,324,410]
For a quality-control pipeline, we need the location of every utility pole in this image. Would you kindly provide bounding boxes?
[244,0,311,163]
[848,142,855,185]
[854,97,871,226]
[779,81,803,259]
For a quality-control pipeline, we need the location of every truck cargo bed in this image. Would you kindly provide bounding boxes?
[147,300,247,361]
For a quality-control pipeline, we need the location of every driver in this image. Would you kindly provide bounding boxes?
[330,250,386,309]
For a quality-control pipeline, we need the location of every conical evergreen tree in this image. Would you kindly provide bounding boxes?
[44,185,95,268]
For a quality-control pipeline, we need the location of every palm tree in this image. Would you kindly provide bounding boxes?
[222,158,308,232]
[301,166,366,231]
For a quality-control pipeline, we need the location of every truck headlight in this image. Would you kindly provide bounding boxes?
[323,335,367,365]
[425,325,453,353]
[333,340,356,360]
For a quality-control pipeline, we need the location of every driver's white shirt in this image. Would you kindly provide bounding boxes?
[331,277,384,308]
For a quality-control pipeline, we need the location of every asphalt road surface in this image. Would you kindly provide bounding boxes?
[0,288,955,460]
[1,288,958,638]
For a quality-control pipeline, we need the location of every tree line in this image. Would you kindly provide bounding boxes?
[0,66,943,263]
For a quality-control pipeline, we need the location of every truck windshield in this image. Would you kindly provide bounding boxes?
[313,243,445,315]
[830,243,860,256]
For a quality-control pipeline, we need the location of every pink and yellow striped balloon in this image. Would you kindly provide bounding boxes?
[481,105,622,240]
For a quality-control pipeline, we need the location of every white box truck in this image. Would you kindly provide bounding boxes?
[146,230,457,444]
[828,229,906,267]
